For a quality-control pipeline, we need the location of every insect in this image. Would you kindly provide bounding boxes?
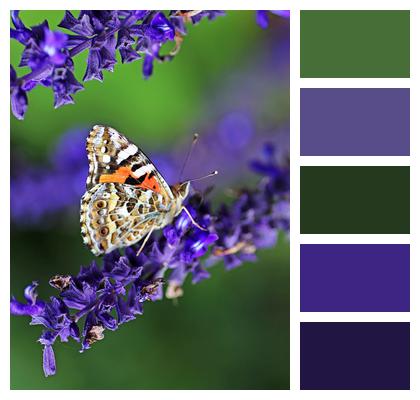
[80,125,216,256]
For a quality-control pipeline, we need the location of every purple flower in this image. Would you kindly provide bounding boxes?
[271,11,291,18]
[10,10,31,43]
[10,9,288,120]
[256,10,290,29]
[41,28,68,65]
[190,11,226,24]
[11,144,289,377]
[11,129,87,226]
[10,65,28,120]
[10,282,45,316]
[11,10,225,119]
[256,11,270,29]
[51,64,84,108]
[9,11,84,119]
[147,12,175,41]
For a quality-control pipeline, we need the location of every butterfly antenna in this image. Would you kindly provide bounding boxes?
[187,170,218,184]
[180,171,218,231]
[179,133,199,182]
[136,228,154,256]
[181,206,207,231]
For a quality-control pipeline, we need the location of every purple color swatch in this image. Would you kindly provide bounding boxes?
[300,322,410,390]
[300,244,410,312]
[300,88,410,155]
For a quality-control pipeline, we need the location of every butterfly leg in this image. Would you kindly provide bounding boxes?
[181,206,207,231]
[136,228,154,256]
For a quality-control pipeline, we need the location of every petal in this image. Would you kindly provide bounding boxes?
[97,35,117,71]
[191,263,210,284]
[11,10,25,30]
[116,297,135,324]
[163,226,179,246]
[119,47,141,64]
[168,264,187,285]
[270,10,290,19]
[149,12,175,41]
[23,281,39,304]
[10,86,28,120]
[97,311,117,330]
[254,225,278,248]
[10,27,31,44]
[10,65,17,83]
[191,11,225,24]
[64,69,84,95]
[52,67,84,108]
[10,297,45,316]
[58,11,94,36]
[249,160,279,178]
[142,54,154,79]
[69,322,80,341]
[117,28,135,49]
[42,28,67,63]
[224,254,243,270]
[127,284,144,315]
[42,345,56,377]
[83,49,103,81]
[21,80,38,91]
[174,207,194,233]
[60,282,95,310]
[38,330,58,346]
[65,34,86,47]
[108,256,131,280]
[263,142,276,161]
[256,11,269,29]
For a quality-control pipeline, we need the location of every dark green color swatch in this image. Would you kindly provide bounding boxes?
[300,167,410,234]
[300,10,410,78]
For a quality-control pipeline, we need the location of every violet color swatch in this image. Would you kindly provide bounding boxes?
[300,88,410,156]
[300,244,410,312]
[300,322,410,390]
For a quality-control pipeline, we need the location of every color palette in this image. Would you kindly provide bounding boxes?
[299,9,411,391]
[300,322,410,390]
[300,10,410,78]
[300,166,410,234]
[300,88,410,156]
[300,244,410,312]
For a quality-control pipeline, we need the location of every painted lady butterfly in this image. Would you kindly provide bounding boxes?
[80,125,201,256]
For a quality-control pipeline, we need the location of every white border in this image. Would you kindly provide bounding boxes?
[3,0,420,398]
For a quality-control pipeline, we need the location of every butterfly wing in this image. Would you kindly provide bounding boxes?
[80,182,168,256]
[81,125,176,255]
[85,125,174,200]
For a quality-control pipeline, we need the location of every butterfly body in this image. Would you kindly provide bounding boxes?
[80,125,190,256]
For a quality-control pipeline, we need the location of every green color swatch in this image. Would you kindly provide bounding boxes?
[300,167,410,234]
[300,10,410,78]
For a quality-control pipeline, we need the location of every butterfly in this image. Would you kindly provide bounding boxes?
[80,125,207,256]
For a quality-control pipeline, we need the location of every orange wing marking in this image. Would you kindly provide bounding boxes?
[99,167,132,184]
[99,167,162,194]
[137,174,162,194]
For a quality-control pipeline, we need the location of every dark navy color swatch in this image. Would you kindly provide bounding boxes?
[300,322,410,390]
[300,244,410,312]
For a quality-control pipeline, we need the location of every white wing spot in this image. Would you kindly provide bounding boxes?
[133,164,153,178]
[126,144,138,155]
[116,144,138,164]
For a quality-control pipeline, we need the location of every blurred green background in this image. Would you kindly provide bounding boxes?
[10,10,290,389]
